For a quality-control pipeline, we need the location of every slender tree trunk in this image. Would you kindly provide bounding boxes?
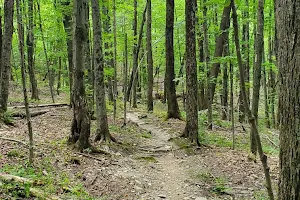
[262,52,270,128]
[127,2,148,107]
[57,57,62,95]
[92,0,114,143]
[232,1,274,199]
[276,0,300,199]
[165,0,181,119]
[123,33,128,126]
[207,2,232,129]
[229,41,235,149]
[146,0,154,112]
[68,0,92,151]
[239,0,250,123]
[183,0,199,145]
[37,0,55,103]
[250,0,265,156]
[0,0,14,113]
[221,37,229,120]
[196,0,206,111]
[113,0,117,121]
[27,0,39,100]
[61,1,73,106]
[102,0,114,103]
[16,0,34,164]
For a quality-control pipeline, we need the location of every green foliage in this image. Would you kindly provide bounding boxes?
[0,111,14,125]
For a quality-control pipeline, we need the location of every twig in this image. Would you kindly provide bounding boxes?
[264,135,279,148]
[0,137,28,147]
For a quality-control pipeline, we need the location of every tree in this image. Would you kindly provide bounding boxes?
[207,1,232,129]
[232,0,274,198]
[276,0,300,198]
[92,0,115,143]
[16,0,34,164]
[27,0,39,100]
[250,0,265,156]
[0,0,14,113]
[165,0,180,119]
[61,0,73,106]
[146,0,154,112]
[182,0,199,145]
[68,0,92,150]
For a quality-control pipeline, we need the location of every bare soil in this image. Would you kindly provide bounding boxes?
[0,100,278,199]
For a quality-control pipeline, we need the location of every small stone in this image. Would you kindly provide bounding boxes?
[158,194,167,198]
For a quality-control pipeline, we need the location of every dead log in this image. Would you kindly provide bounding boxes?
[8,103,68,109]
[11,110,49,119]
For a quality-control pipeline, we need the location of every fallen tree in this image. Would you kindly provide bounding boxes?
[8,103,68,109]
[11,110,49,118]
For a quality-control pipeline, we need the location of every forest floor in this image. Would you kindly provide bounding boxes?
[0,87,279,200]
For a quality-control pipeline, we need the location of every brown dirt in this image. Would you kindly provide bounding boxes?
[0,100,278,199]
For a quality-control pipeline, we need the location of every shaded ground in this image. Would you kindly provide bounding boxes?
[0,87,279,199]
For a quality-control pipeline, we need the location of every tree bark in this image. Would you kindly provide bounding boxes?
[232,1,274,199]
[276,0,300,199]
[250,0,265,156]
[61,0,73,106]
[92,0,115,143]
[16,0,34,164]
[68,0,92,151]
[146,0,154,112]
[165,0,181,119]
[57,57,62,95]
[0,0,14,113]
[207,2,232,129]
[27,0,39,100]
[113,0,118,121]
[221,38,229,120]
[183,0,199,145]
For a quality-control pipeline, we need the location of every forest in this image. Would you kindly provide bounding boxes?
[0,0,299,199]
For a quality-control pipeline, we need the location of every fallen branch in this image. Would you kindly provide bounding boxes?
[8,103,68,109]
[0,137,28,147]
[11,110,49,119]
[264,135,279,148]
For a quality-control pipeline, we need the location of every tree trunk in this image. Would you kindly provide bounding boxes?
[221,38,229,120]
[27,0,39,100]
[262,52,270,128]
[113,0,118,121]
[37,0,55,103]
[183,0,199,145]
[92,0,114,143]
[61,0,73,106]
[239,0,250,123]
[276,0,300,199]
[146,0,154,112]
[57,57,62,95]
[123,33,128,126]
[250,0,264,156]
[0,0,14,113]
[68,0,92,151]
[16,0,34,164]
[232,1,274,199]
[207,2,232,129]
[102,0,114,103]
[127,2,148,106]
[165,0,181,119]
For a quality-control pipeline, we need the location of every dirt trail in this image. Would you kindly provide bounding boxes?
[126,112,206,200]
